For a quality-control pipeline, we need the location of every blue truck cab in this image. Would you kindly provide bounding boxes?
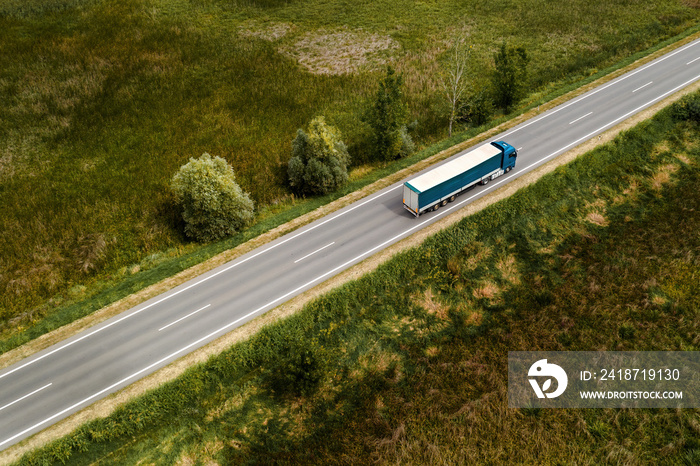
[492,141,518,172]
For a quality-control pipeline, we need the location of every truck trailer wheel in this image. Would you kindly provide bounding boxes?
[449,195,456,202]
[433,203,440,212]
[481,177,489,185]
[441,199,448,207]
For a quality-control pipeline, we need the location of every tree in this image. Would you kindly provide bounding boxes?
[492,42,529,113]
[458,84,494,127]
[170,153,254,242]
[287,116,350,196]
[441,34,472,137]
[366,66,414,161]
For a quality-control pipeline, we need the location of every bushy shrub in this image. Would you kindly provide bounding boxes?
[671,94,700,122]
[170,153,254,242]
[288,116,350,196]
[264,339,327,397]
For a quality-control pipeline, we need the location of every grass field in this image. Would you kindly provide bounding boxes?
[15,93,700,465]
[1,0,699,336]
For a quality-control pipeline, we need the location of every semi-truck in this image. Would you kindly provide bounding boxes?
[402,141,517,217]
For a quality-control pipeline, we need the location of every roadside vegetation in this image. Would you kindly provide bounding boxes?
[170,153,255,242]
[287,116,350,196]
[15,91,700,465]
[1,0,699,345]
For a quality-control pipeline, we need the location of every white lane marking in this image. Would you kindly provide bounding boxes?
[632,81,653,93]
[4,73,700,450]
[294,242,335,264]
[569,112,593,125]
[521,73,700,173]
[0,384,52,413]
[0,185,401,382]
[502,38,700,138]
[158,304,211,332]
[687,57,700,65]
[517,147,523,152]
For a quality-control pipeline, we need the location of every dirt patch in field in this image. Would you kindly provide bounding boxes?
[280,27,400,75]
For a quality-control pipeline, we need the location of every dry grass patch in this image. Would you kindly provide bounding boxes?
[676,154,692,165]
[651,294,669,306]
[238,20,293,42]
[496,255,520,285]
[375,422,406,448]
[651,163,680,190]
[615,179,641,205]
[586,212,608,227]
[455,303,484,327]
[680,128,699,151]
[176,447,221,466]
[584,198,609,227]
[416,287,449,319]
[651,141,671,158]
[394,45,443,95]
[280,27,400,75]
[461,243,492,272]
[206,390,250,422]
[472,280,500,300]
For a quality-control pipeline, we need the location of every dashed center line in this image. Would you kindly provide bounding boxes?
[687,57,700,65]
[632,81,653,93]
[294,242,335,263]
[0,383,52,413]
[158,304,211,332]
[569,112,593,125]
[0,186,400,383]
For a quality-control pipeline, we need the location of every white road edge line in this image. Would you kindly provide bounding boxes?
[158,304,211,332]
[632,81,653,93]
[0,185,401,382]
[0,383,52,413]
[569,112,593,125]
[502,38,700,138]
[687,56,700,65]
[3,73,700,450]
[529,73,700,169]
[294,242,335,264]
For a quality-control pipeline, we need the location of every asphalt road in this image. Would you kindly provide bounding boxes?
[1,38,699,451]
